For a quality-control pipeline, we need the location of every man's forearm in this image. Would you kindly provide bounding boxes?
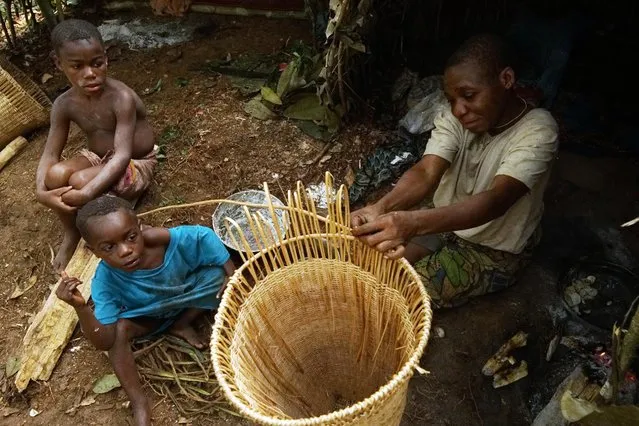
[411,189,512,236]
[377,167,435,213]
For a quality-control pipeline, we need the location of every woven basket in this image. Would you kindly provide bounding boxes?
[212,174,432,425]
[0,57,51,148]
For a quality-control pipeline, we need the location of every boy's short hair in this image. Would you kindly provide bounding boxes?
[76,195,134,240]
[51,19,105,54]
[445,34,515,82]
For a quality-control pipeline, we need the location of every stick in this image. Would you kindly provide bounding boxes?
[310,142,332,165]
[0,136,28,171]
[621,216,639,228]
[137,196,351,232]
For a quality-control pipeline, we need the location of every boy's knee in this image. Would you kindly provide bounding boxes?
[115,319,136,341]
[68,169,91,189]
[45,163,74,189]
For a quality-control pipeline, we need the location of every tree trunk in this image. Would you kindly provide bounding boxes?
[3,0,17,46]
[25,0,36,29]
[0,13,15,49]
[55,0,63,21]
[17,0,28,26]
[33,0,56,30]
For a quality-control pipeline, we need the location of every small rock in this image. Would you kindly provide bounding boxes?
[329,143,343,153]
[29,408,39,417]
[564,288,581,307]
[434,327,445,338]
[585,275,596,284]
[319,154,332,164]
[606,301,613,306]
[41,73,53,84]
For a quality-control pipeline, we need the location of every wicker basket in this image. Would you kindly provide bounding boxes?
[0,57,51,148]
[212,174,432,425]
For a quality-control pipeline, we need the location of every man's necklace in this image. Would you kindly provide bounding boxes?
[494,96,528,130]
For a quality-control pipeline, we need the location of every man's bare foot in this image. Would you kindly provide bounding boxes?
[131,397,152,426]
[53,231,80,272]
[169,324,207,349]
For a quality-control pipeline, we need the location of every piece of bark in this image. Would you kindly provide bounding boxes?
[14,241,99,391]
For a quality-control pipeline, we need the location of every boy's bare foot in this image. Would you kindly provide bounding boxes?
[169,324,207,349]
[53,231,80,272]
[131,398,152,426]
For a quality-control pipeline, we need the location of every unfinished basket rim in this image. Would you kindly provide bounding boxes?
[211,189,288,253]
[211,232,432,426]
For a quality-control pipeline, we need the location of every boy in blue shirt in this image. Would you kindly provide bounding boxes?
[56,195,235,425]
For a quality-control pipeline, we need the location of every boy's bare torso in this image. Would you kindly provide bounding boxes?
[58,77,155,158]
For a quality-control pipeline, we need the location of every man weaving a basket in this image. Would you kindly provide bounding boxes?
[352,34,558,308]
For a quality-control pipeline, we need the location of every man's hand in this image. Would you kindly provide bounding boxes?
[56,273,86,308]
[61,188,92,207]
[36,186,77,214]
[351,211,416,259]
[351,203,386,228]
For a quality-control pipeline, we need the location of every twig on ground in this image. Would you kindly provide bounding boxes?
[310,142,332,165]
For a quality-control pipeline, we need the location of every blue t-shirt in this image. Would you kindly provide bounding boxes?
[91,225,230,325]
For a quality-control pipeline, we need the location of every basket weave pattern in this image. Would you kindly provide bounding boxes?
[0,57,51,148]
[212,175,432,425]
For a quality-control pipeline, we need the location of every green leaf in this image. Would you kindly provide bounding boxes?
[243,99,276,120]
[277,61,296,97]
[227,76,264,96]
[143,79,163,96]
[260,86,282,105]
[277,61,306,98]
[5,356,20,378]
[322,108,340,133]
[294,120,331,141]
[283,94,326,121]
[92,373,121,394]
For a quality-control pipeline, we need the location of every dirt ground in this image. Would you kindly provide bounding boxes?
[2,11,639,426]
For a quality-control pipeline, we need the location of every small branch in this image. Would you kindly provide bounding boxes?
[310,142,332,165]
[337,41,347,111]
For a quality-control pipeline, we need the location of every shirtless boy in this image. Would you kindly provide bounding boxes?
[36,19,157,272]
